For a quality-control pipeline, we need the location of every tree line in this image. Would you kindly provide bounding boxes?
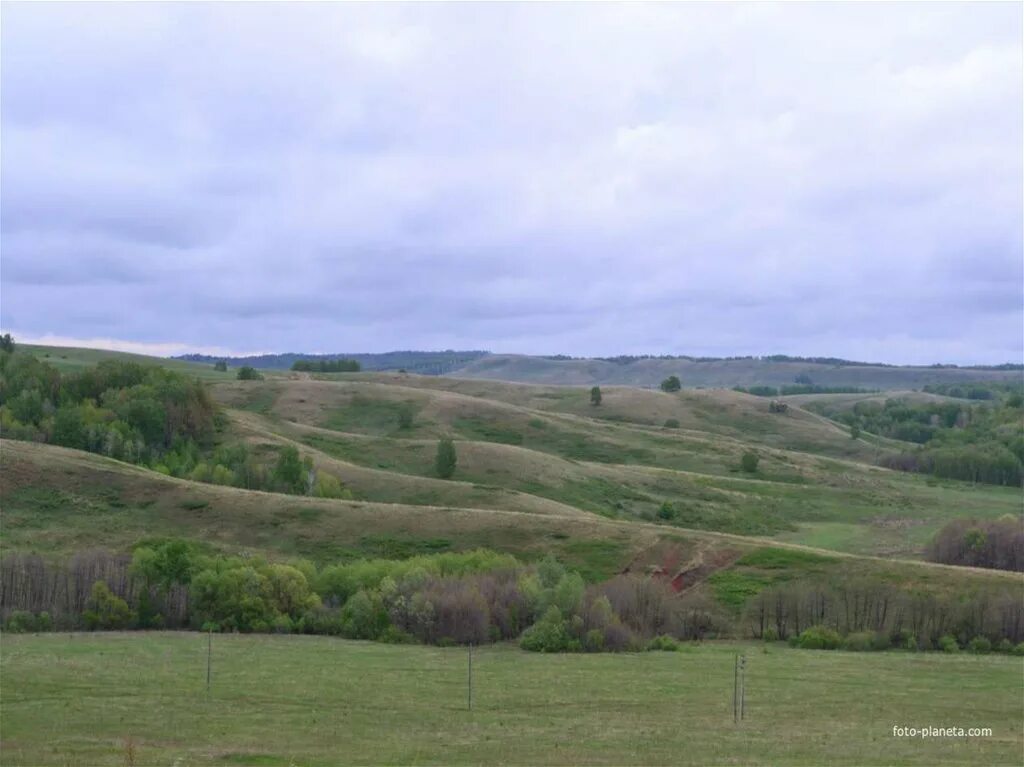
[0,349,216,465]
[0,344,351,499]
[926,517,1023,572]
[807,394,1024,486]
[742,578,1024,649]
[0,544,699,651]
[291,359,361,373]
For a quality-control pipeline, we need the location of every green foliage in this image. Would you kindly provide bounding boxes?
[735,548,837,569]
[273,446,309,494]
[590,386,602,406]
[237,366,263,380]
[4,610,52,633]
[660,375,681,393]
[967,636,992,654]
[291,359,361,373]
[0,333,15,353]
[131,540,199,590]
[213,361,228,372]
[312,473,353,499]
[0,353,216,467]
[656,501,678,521]
[340,590,389,639]
[841,631,889,652]
[796,625,841,650]
[850,423,860,440]
[435,437,457,479]
[740,451,759,473]
[663,418,680,429]
[83,582,135,630]
[519,606,569,652]
[647,634,680,651]
[190,558,320,633]
[938,635,960,653]
[707,570,770,607]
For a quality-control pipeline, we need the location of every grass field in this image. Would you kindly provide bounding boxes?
[1,633,1021,766]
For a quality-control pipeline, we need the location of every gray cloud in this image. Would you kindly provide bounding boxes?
[1,3,1021,364]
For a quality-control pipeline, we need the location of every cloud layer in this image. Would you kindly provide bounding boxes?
[2,3,1021,363]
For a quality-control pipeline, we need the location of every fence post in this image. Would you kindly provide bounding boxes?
[739,654,746,721]
[733,653,738,724]
[206,629,212,693]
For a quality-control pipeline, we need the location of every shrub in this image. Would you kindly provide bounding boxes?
[583,628,605,652]
[83,581,135,630]
[660,376,682,393]
[663,418,680,429]
[797,625,841,650]
[656,502,678,521]
[435,438,457,479]
[590,386,602,406]
[237,366,263,380]
[340,590,389,640]
[870,632,892,651]
[740,452,760,473]
[4,610,43,633]
[520,606,569,652]
[1013,642,1024,656]
[841,631,875,652]
[938,635,961,653]
[997,638,1014,654]
[762,627,779,642]
[967,636,992,654]
[601,621,637,652]
[647,634,680,652]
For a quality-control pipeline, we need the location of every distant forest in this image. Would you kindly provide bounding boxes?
[178,351,489,376]
[180,350,1023,376]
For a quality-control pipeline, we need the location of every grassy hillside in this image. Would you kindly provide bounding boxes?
[451,353,1022,388]
[4,439,1020,591]
[212,375,1021,557]
[20,344,243,382]
[3,634,1021,767]
[4,344,1021,563]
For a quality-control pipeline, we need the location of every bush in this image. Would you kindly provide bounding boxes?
[435,438,457,479]
[83,581,135,630]
[762,627,779,642]
[997,638,1014,654]
[1013,642,1024,656]
[520,606,569,652]
[583,628,605,652]
[656,502,678,521]
[647,634,680,652]
[797,625,841,650]
[967,636,992,654]
[4,610,52,633]
[938,634,960,653]
[740,452,759,473]
[841,631,875,652]
[237,366,263,380]
[660,376,682,393]
[663,418,680,429]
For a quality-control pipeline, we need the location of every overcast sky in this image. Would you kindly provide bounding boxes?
[2,3,1021,364]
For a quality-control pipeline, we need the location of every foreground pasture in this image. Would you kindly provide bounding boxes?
[1,633,1021,766]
